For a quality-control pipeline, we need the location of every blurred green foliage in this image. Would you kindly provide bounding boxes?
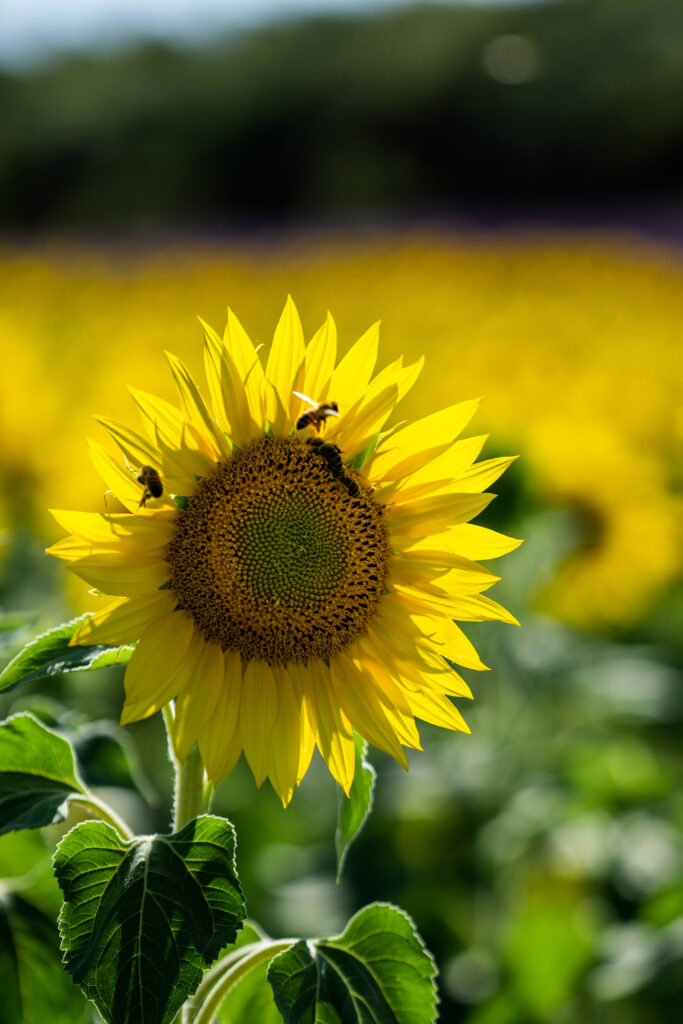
[1,492,681,1022]
[1,0,682,227]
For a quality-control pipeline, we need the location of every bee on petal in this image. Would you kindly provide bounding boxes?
[137,465,163,507]
[293,392,339,433]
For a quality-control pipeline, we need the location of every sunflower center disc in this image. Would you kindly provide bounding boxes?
[166,435,391,664]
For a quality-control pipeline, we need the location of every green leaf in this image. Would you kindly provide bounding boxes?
[0,890,89,1024]
[267,902,438,1024]
[335,734,375,881]
[55,814,247,1024]
[0,713,85,834]
[0,615,133,695]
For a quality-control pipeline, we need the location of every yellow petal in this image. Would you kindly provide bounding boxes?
[240,660,278,787]
[202,651,244,785]
[361,627,472,699]
[47,537,104,562]
[414,616,489,672]
[329,321,379,410]
[330,653,408,769]
[405,687,470,733]
[334,383,399,459]
[49,509,175,548]
[303,312,337,400]
[364,354,423,408]
[94,417,161,474]
[66,553,170,596]
[226,308,267,430]
[202,320,256,447]
[370,398,481,479]
[88,438,146,512]
[174,637,225,761]
[293,660,355,795]
[266,667,302,807]
[394,585,519,625]
[71,590,176,646]
[297,700,315,785]
[364,618,433,668]
[418,524,523,560]
[385,434,489,491]
[203,322,230,433]
[371,443,452,487]
[452,456,518,494]
[47,525,172,564]
[129,387,182,446]
[165,351,230,459]
[120,611,196,724]
[129,386,214,478]
[386,492,494,536]
[265,296,306,434]
[352,653,421,749]
[394,548,496,578]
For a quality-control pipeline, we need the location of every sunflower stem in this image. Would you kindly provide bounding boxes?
[163,702,209,831]
[67,793,134,841]
[187,940,295,1024]
[173,744,206,831]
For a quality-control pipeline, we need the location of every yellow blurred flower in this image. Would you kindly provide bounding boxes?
[2,234,680,627]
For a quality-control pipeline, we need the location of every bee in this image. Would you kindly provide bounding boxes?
[294,392,339,432]
[137,465,163,507]
[306,438,360,497]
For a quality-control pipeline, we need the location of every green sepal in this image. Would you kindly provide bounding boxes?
[348,421,407,471]
[54,814,247,1024]
[0,615,133,695]
[335,734,375,881]
[267,902,438,1023]
[0,713,85,834]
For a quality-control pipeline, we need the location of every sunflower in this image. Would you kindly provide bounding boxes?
[48,298,520,805]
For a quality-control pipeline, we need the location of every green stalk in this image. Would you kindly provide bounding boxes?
[163,702,209,831]
[67,793,134,841]
[189,940,295,1024]
[163,703,212,1024]
[173,744,206,831]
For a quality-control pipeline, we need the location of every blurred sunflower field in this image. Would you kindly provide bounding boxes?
[2,0,683,1019]
[1,229,681,1023]
[1,233,680,627]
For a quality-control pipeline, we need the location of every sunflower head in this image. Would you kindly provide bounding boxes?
[48,297,520,805]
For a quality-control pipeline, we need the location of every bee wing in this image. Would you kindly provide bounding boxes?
[293,391,319,407]
[324,405,340,417]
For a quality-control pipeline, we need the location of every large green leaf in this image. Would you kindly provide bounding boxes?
[0,615,133,695]
[335,734,375,881]
[0,890,89,1024]
[54,814,246,1024]
[268,903,438,1024]
[0,713,85,833]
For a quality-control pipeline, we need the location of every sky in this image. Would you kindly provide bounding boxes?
[0,0,541,69]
